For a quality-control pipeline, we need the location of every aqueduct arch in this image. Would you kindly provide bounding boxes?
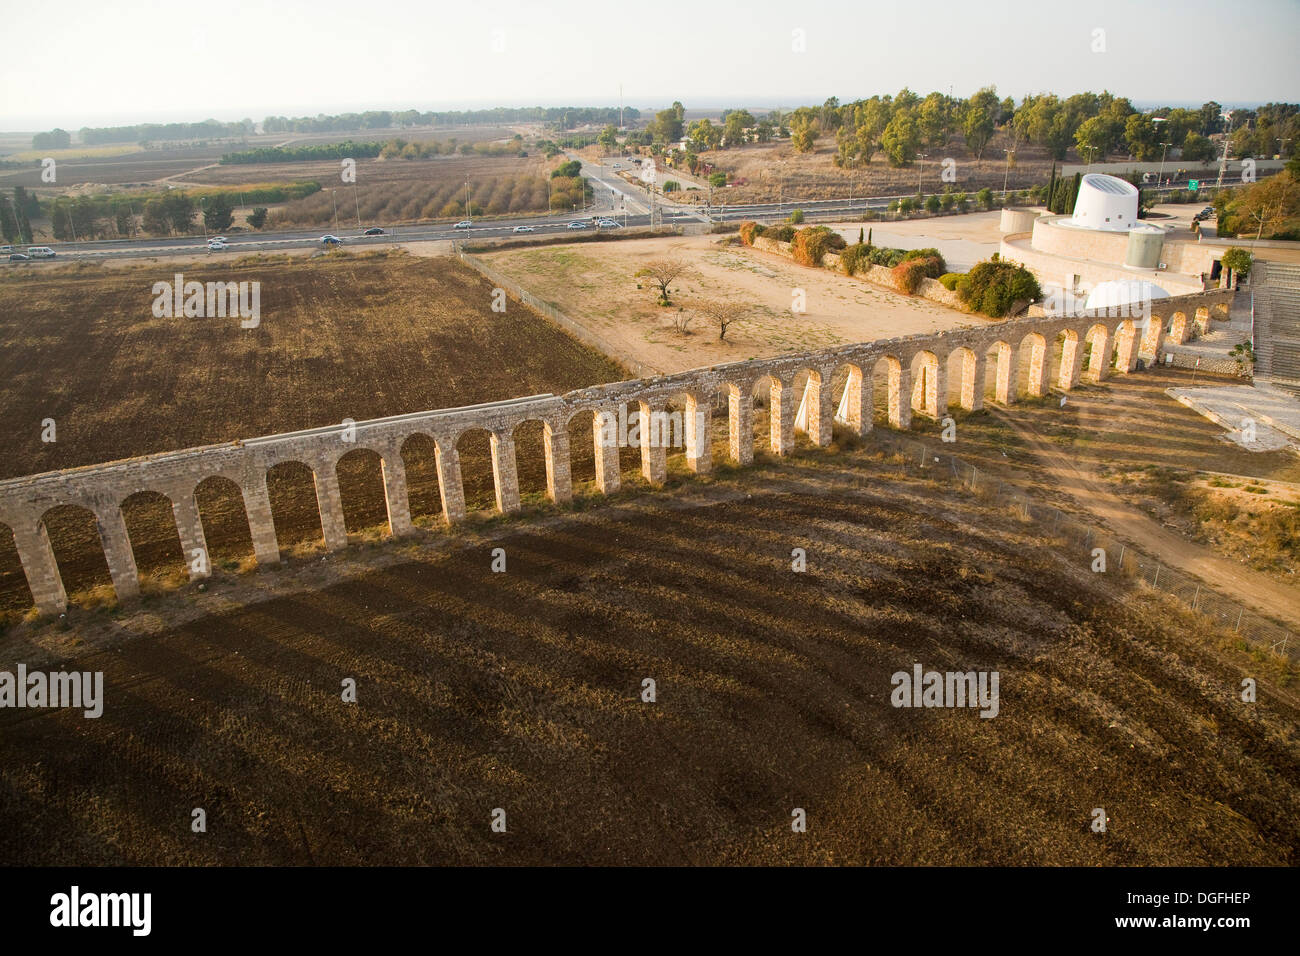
[0,286,1235,615]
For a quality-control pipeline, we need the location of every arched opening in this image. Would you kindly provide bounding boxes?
[946,348,979,412]
[983,341,1013,404]
[40,505,112,606]
[1212,302,1230,320]
[512,419,550,503]
[1083,324,1110,381]
[871,355,907,428]
[830,362,867,437]
[0,522,34,619]
[265,460,325,556]
[791,370,833,448]
[1015,333,1048,398]
[752,375,793,454]
[1139,313,1164,362]
[455,428,497,514]
[120,490,186,592]
[565,410,601,494]
[1194,306,1210,335]
[909,351,943,419]
[399,433,445,529]
[336,447,389,537]
[720,383,753,465]
[194,475,256,571]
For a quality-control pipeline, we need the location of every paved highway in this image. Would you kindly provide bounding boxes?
[4,170,1226,265]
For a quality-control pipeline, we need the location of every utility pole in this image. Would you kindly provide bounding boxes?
[917,153,926,193]
[354,184,362,230]
[1157,141,1171,187]
[330,189,339,233]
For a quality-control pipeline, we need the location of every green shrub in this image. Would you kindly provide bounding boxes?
[788,208,805,224]
[938,272,964,291]
[764,224,796,243]
[956,259,1042,317]
[840,242,869,275]
[868,246,907,268]
[925,195,941,214]
[738,221,765,245]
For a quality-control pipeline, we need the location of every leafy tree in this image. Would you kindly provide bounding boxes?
[142,199,170,234]
[32,128,71,150]
[50,203,72,240]
[0,199,16,243]
[163,193,196,233]
[551,159,582,178]
[114,204,133,237]
[1181,132,1216,163]
[788,208,804,224]
[204,193,235,233]
[597,125,618,150]
[1199,101,1223,136]
[881,111,920,166]
[1221,247,1252,282]
[247,207,269,229]
[919,92,950,149]
[791,120,816,153]
[708,171,727,188]
[652,107,684,143]
[722,110,754,146]
[1124,113,1161,161]
[963,87,999,158]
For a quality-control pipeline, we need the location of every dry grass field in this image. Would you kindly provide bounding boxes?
[688,129,1055,204]
[1,452,1295,865]
[0,252,627,616]
[479,234,990,373]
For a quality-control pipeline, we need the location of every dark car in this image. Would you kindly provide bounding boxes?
[1194,206,1215,220]
[363,227,384,236]
[320,234,344,246]
[9,253,30,261]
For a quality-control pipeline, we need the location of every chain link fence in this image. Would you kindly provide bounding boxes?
[866,431,1296,662]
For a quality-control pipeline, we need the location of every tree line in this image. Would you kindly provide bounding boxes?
[624,93,1297,170]
[261,106,636,134]
[33,119,255,149]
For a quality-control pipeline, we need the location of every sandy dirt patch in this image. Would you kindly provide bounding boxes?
[481,234,995,374]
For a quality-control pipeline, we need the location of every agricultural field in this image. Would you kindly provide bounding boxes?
[1,452,1295,865]
[0,252,627,617]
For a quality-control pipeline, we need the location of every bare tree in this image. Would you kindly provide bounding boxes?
[636,258,690,305]
[694,298,748,341]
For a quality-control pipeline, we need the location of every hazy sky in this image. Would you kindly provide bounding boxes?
[3,0,1297,129]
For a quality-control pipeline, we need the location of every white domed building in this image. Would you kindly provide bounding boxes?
[1065,174,1140,231]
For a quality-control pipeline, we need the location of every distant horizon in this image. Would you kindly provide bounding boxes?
[2,97,1289,137]
[2,0,1296,132]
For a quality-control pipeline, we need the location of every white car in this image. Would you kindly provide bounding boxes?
[207,239,228,251]
[567,221,587,229]
[209,236,227,243]
[597,218,619,228]
[513,225,535,233]
[453,220,473,229]
[27,246,55,259]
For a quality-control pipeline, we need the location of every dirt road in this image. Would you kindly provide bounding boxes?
[990,408,1300,631]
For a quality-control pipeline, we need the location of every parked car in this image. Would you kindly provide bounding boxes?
[27,246,55,259]
[567,221,587,229]
[513,225,535,233]
[9,253,30,261]
[363,227,385,236]
[320,235,343,246]
[207,239,228,251]
[453,220,473,229]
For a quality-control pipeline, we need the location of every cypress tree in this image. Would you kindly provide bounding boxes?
[1046,162,1057,213]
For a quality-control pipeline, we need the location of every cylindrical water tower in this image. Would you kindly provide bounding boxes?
[1070,174,1139,231]
[1125,224,1165,269]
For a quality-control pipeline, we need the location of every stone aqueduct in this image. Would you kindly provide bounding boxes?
[0,288,1235,615]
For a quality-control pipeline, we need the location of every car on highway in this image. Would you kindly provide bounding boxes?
[453,220,473,229]
[363,227,385,236]
[320,235,343,246]
[567,221,588,229]
[1193,206,1215,221]
[9,253,30,261]
[0,245,10,254]
[27,246,55,259]
[512,225,535,233]
[209,236,228,244]
[207,239,228,251]
[596,218,619,228]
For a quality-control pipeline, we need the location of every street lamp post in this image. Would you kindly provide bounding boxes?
[917,153,927,194]
[330,189,339,234]
[1157,142,1171,188]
